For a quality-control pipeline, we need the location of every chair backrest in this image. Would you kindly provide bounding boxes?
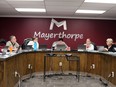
[22,38,32,49]
[91,42,98,50]
[0,39,6,46]
[0,39,6,52]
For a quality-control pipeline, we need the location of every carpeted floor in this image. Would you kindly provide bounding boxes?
[16,72,115,87]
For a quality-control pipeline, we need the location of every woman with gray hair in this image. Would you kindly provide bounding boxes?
[104,38,116,52]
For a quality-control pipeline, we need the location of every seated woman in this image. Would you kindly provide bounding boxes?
[27,37,39,50]
[52,38,70,51]
[84,38,94,51]
[6,35,19,51]
[104,38,116,52]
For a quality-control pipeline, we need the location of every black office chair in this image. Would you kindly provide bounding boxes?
[0,39,6,45]
[0,39,7,53]
[22,38,32,49]
[91,42,98,50]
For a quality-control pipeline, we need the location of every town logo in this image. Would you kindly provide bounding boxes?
[50,19,67,30]
[34,19,83,41]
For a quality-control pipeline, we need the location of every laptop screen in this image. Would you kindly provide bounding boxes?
[25,45,33,50]
[39,44,47,50]
[77,45,86,51]
[97,46,104,52]
[56,44,66,51]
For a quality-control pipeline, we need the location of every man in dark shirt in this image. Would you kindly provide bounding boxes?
[104,38,116,52]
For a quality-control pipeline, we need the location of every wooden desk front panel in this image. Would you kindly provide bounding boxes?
[0,51,116,87]
[34,52,78,72]
[0,61,4,87]
[4,56,17,87]
[86,53,102,75]
[15,53,28,77]
[35,52,45,72]
[112,56,116,85]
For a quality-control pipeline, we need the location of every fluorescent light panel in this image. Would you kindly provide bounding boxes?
[15,8,46,12]
[76,10,105,14]
[85,0,116,4]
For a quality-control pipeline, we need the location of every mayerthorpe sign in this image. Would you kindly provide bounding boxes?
[50,19,67,30]
[34,19,84,41]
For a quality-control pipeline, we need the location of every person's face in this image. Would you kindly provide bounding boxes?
[11,36,17,43]
[86,39,91,45]
[106,40,112,46]
[34,38,38,42]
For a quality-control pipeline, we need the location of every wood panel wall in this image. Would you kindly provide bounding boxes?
[0,51,116,87]
[0,61,4,87]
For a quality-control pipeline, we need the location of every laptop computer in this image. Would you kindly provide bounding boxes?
[77,45,86,51]
[97,46,104,52]
[56,44,66,51]
[39,44,47,50]
[24,45,33,50]
[16,46,21,53]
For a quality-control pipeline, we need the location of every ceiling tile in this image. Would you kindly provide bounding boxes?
[109,6,116,11]
[99,10,116,18]
[46,6,78,11]
[45,1,83,7]
[0,0,116,19]
[47,11,73,15]
[0,1,11,8]
[7,1,45,8]
[79,3,116,10]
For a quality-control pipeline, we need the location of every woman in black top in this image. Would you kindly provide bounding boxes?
[104,38,116,52]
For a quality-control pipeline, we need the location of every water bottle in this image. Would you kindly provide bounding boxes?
[34,42,37,51]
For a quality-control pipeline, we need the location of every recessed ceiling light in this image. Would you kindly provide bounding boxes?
[15,8,46,12]
[7,0,44,1]
[85,0,116,4]
[75,10,105,14]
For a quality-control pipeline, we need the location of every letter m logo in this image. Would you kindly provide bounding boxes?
[50,19,67,30]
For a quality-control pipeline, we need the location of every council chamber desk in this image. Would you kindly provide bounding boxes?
[0,50,116,87]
